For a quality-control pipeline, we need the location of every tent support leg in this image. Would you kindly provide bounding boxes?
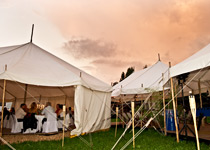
[24,84,28,103]
[115,107,118,137]
[198,79,203,108]
[131,101,135,148]
[170,77,179,143]
[0,80,7,137]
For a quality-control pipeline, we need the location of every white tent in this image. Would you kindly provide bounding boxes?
[170,43,210,95]
[112,61,169,100]
[0,42,112,135]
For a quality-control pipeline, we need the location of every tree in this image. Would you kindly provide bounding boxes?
[143,65,147,69]
[120,72,125,81]
[119,67,135,82]
[125,67,135,78]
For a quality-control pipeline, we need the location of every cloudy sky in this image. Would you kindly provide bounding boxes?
[1,0,210,84]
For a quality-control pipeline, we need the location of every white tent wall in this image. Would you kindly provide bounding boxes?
[71,85,111,135]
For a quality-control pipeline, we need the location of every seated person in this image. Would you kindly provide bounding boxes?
[3,107,10,120]
[55,104,62,117]
[15,104,27,122]
[57,104,63,119]
[28,102,38,114]
[41,102,55,124]
[23,102,38,132]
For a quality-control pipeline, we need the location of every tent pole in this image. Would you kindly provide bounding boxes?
[30,24,34,43]
[0,79,6,137]
[189,92,200,150]
[24,84,28,103]
[121,99,124,128]
[162,73,167,136]
[169,62,179,143]
[175,83,178,109]
[115,107,118,137]
[198,79,203,108]
[14,97,17,110]
[62,105,66,147]
[131,101,135,148]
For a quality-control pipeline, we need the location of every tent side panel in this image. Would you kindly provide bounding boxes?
[71,85,111,136]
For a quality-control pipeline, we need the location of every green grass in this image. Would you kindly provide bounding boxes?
[111,118,121,122]
[1,127,209,150]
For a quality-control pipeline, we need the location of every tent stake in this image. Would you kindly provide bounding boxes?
[0,79,6,137]
[169,62,179,143]
[131,101,135,148]
[162,73,167,136]
[198,79,202,108]
[189,91,200,150]
[115,107,118,137]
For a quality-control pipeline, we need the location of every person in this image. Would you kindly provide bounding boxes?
[28,102,38,114]
[15,104,27,121]
[41,102,55,117]
[55,104,62,117]
[3,107,10,120]
[41,102,55,125]
[57,104,63,118]
[10,107,15,115]
[68,107,74,125]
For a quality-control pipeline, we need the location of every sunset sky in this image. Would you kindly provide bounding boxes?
[1,0,210,84]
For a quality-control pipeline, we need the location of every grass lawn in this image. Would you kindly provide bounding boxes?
[1,127,209,150]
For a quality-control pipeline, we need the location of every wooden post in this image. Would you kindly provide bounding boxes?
[121,100,124,128]
[198,79,202,108]
[115,107,118,137]
[131,101,135,148]
[162,73,167,136]
[0,79,6,137]
[189,92,200,150]
[24,84,28,103]
[175,83,178,109]
[169,62,179,143]
[62,105,66,147]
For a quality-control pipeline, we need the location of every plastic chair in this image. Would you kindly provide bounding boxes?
[42,113,58,133]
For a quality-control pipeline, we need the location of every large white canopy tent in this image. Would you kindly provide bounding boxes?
[0,42,112,136]
[112,60,170,102]
[170,43,210,97]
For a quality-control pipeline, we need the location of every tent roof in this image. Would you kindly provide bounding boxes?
[0,42,111,92]
[170,44,210,78]
[112,61,169,97]
[169,43,210,96]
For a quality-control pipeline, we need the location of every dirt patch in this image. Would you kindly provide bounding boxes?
[2,132,70,144]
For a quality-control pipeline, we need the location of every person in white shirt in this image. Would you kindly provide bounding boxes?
[41,102,55,124]
[15,104,27,121]
[41,102,55,117]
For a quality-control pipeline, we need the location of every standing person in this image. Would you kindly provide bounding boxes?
[15,104,27,121]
